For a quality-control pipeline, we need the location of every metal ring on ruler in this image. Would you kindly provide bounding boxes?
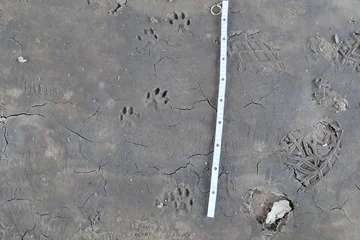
[210,3,222,15]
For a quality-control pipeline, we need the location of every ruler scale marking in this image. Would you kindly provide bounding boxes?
[207,0,229,219]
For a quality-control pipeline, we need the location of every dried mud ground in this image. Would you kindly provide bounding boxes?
[0,0,360,239]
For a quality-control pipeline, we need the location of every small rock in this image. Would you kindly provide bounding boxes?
[17,56,27,63]
[334,34,339,44]
[265,200,292,224]
[149,17,158,24]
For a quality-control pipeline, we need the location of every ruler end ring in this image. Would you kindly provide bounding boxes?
[210,3,222,15]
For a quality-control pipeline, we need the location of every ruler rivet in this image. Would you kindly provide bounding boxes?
[214,167,217,170]
[216,144,219,147]
[212,191,215,194]
[218,121,221,124]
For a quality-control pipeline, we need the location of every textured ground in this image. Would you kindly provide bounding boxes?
[1,0,360,239]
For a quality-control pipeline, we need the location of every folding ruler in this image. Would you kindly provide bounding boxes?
[207,0,229,218]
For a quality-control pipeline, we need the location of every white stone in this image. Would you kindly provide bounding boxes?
[265,200,292,224]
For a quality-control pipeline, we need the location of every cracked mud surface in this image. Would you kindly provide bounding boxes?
[1,0,360,239]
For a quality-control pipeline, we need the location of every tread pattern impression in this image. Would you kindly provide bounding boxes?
[337,32,360,73]
[229,40,286,72]
[277,119,342,187]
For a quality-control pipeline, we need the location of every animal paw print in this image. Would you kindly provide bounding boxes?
[137,28,158,42]
[145,88,169,110]
[119,106,140,126]
[136,28,159,53]
[155,186,193,215]
[168,12,191,32]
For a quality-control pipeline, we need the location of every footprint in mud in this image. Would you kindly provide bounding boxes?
[313,78,348,112]
[168,12,191,32]
[307,36,338,64]
[119,106,140,126]
[277,118,342,188]
[145,87,169,110]
[137,28,159,41]
[136,28,159,53]
[308,32,360,74]
[229,38,286,73]
[155,186,193,215]
[336,32,360,73]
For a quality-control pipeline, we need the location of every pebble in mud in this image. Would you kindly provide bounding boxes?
[17,56,27,63]
[149,17,159,23]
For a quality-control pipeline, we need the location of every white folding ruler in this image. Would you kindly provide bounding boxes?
[207,0,229,218]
